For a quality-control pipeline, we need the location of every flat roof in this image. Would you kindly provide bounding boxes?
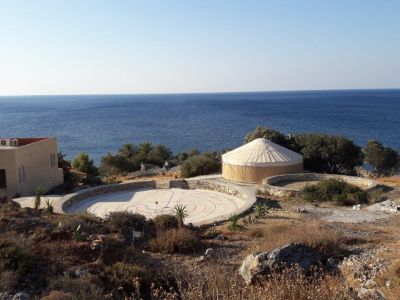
[0,138,48,150]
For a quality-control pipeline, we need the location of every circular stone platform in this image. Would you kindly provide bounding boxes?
[64,187,248,226]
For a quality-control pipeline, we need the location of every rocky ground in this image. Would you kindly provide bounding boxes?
[1,178,399,299]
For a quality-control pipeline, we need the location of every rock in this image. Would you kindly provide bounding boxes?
[326,257,340,271]
[366,200,398,213]
[74,266,88,278]
[0,292,10,300]
[357,288,385,300]
[296,208,308,214]
[353,204,361,211]
[214,234,226,241]
[12,292,30,300]
[204,248,214,257]
[239,242,324,284]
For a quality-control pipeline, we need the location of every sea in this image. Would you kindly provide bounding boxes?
[0,89,399,164]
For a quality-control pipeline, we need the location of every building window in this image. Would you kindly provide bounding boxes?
[50,153,56,168]
[0,169,6,188]
[18,166,26,183]
[22,166,26,182]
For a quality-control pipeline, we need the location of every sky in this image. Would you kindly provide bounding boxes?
[0,0,399,95]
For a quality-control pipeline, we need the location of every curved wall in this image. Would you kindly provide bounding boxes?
[263,173,378,197]
[58,178,256,226]
[222,162,303,183]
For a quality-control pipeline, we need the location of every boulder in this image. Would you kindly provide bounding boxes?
[366,200,398,213]
[239,242,324,284]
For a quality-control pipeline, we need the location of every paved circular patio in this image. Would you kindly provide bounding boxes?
[65,188,247,225]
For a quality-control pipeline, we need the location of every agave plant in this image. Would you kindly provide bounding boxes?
[44,198,54,214]
[228,214,241,231]
[33,185,45,210]
[254,202,268,217]
[174,204,188,227]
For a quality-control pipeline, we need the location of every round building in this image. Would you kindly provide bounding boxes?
[222,138,303,183]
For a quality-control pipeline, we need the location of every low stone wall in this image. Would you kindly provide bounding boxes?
[263,173,378,198]
[59,178,256,226]
[60,180,156,213]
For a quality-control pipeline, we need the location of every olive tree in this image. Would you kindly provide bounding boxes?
[363,140,399,175]
[244,126,289,146]
[291,133,364,175]
[71,152,98,176]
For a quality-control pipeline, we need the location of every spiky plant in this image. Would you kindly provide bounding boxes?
[44,198,54,213]
[33,185,45,210]
[228,214,241,231]
[254,202,268,217]
[174,204,188,227]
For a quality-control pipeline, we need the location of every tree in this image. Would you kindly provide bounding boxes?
[181,155,220,177]
[71,152,98,176]
[118,144,138,159]
[99,152,130,176]
[364,140,399,175]
[244,126,289,146]
[292,133,363,174]
[148,144,172,166]
[137,142,154,161]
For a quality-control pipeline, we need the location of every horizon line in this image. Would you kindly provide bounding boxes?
[1,87,400,98]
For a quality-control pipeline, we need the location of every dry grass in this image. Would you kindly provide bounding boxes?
[149,227,201,254]
[164,264,349,300]
[248,220,348,259]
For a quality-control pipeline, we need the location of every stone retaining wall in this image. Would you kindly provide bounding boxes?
[263,173,378,198]
[59,178,256,226]
[60,180,156,213]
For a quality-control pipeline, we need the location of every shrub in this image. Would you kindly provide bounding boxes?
[149,228,201,254]
[291,133,364,175]
[0,200,21,213]
[364,140,399,175]
[48,273,103,299]
[153,214,179,230]
[42,291,75,300]
[228,214,242,231]
[244,126,289,146]
[71,152,98,176]
[56,213,106,235]
[302,179,368,206]
[106,211,147,232]
[181,155,220,178]
[0,239,37,278]
[100,262,150,298]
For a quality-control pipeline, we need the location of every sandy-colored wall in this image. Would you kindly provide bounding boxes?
[222,162,303,183]
[0,150,17,196]
[12,138,63,196]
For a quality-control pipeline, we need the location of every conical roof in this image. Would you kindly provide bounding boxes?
[222,138,303,167]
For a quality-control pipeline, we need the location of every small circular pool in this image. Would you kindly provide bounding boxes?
[263,173,378,197]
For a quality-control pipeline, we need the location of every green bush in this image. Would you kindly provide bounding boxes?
[71,152,98,176]
[181,155,220,178]
[302,179,368,206]
[153,214,179,230]
[291,133,364,175]
[364,140,399,175]
[244,126,289,146]
[148,228,201,254]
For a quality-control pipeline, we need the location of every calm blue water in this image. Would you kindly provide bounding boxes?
[0,90,399,163]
